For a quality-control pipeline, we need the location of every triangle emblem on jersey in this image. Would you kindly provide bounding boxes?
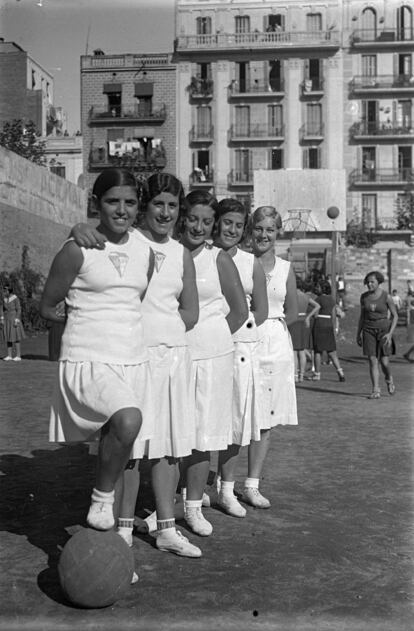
[108,252,129,277]
[265,273,271,286]
[154,250,166,272]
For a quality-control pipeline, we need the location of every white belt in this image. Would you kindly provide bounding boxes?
[298,312,306,316]
[317,315,331,319]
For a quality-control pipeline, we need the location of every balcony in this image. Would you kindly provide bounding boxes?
[189,126,214,143]
[88,146,166,172]
[88,104,167,125]
[228,79,284,98]
[175,29,341,54]
[188,77,213,99]
[228,170,254,187]
[349,168,414,187]
[350,74,414,94]
[189,167,214,189]
[300,78,324,97]
[300,123,324,141]
[228,124,284,142]
[350,121,414,141]
[350,28,414,48]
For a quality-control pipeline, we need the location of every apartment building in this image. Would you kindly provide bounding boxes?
[173,0,414,232]
[0,39,54,136]
[80,50,176,197]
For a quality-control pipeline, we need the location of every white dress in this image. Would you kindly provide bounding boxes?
[230,248,262,447]
[49,231,155,443]
[131,231,195,460]
[187,245,234,452]
[256,256,298,430]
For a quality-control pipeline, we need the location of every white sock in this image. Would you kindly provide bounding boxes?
[156,518,175,534]
[244,477,259,489]
[220,480,235,497]
[91,488,115,504]
[185,499,202,511]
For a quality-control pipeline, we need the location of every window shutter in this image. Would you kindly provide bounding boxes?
[303,149,309,168]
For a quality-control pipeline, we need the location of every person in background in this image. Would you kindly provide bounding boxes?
[336,275,347,311]
[312,281,346,382]
[391,289,403,311]
[357,271,398,399]
[289,277,320,383]
[0,283,25,361]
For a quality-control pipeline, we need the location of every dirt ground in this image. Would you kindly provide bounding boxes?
[0,309,413,631]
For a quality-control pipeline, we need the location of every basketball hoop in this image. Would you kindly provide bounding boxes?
[282,209,318,239]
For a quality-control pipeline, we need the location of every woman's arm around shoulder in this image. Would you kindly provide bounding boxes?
[251,256,268,327]
[178,246,199,332]
[283,265,298,326]
[70,223,107,249]
[217,249,248,334]
[40,241,83,323]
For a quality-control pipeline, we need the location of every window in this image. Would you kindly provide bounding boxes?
[397,5,413,41]
[361,8,376,37]
[235,149,251,180]
[398,54,412,77]
[361,194,377,229]
[31,70,36,89]
[303,147,321,169]
[362,100,378,134]
[196,17,212,35]
[362,55,377,77]
[50,165,66,178]
[395,100,412,129]
[196,62,211,81]
[306,103,322,134]
[235,106,250,135]
[306,13,322,31]
[192,150,211,182]
[265,14,285,32]
[268,60,282,91]
[270,148,283,169]
[362,147,376,180]
[305,59,322,90]
[268,105,283,134]
[398,146,412,178]
[235,16,250,33]
[236,62,249,92]
[196,105,212,135]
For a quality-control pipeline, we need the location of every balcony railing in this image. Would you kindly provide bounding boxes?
[351,28,414,45]
[301,78,324,95]
[81,53,172,70]
[350,168,414,185]
[189,168,214,187]
[350,121,414,138]
[89,146,166,171]
[188,78,213,98]
[88,104,166,123]
[228,124,284,141]
[228,170,254,186]
[300,123,324,140]
[351,74,414,91]
[228,79,284,96]
[176,29,340,52]
[189,126,214,142]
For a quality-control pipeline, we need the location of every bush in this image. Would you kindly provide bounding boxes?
[345,220,377,248]
[0,246,46,332]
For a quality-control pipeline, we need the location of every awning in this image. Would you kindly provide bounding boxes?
[103,83,122,93]
[134,82,153,97]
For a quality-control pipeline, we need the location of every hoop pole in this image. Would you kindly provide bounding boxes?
[331,229,337,303]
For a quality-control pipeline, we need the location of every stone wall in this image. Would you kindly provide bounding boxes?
[0,146,87,277]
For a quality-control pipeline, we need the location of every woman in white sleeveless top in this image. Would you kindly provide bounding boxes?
[40,168,154,541]
[247,206,298,507]
[179,190,248,536]
[213,199,268,518]
[71,173,202,559]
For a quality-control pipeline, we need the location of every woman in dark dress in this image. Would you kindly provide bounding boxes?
[356,271,398,399]
[312,281,345,382]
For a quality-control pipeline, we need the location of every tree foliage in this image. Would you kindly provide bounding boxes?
[0,119,46,165]
[345,220,377,248]
[394,192,414,231]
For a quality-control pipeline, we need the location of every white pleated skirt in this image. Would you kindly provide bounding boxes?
[256,318,298,430]
[231,340,263,446]
[49,360,154,443]
[131,345,195,460]
[190,351,233,452]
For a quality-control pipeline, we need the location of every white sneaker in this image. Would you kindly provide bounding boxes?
[201,491,211,508]
[131,571,139,584]
[156,529,202,557]
[217,492,246,518]
[2,356,12,361]
[13,357,21,362]
[86,501,115,530]
[185,507,213,536]
[116,529,133,547]
[241,487,271,509]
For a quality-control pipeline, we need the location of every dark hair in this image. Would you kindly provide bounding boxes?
[185,189,219,215]
[92,168,137,202]
[139,172,186,215]
[364,270,385,286]
[296,277,304,291]
[320,281,332,295]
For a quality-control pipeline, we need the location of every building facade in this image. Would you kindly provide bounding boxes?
[43,135,84,187]
[80,50,176,199]
[173,0,414,231]
[0,39,54,136]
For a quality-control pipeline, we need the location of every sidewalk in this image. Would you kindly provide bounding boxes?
[0,329,413,631]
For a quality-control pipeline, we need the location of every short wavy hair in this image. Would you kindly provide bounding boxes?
[364,270,385,286]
